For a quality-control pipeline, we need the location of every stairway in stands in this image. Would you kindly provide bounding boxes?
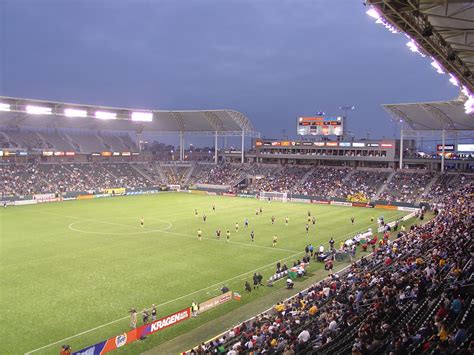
[373,170,397,200]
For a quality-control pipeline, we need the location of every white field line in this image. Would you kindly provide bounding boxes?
[24,250,302,355]
[25,209,408,354]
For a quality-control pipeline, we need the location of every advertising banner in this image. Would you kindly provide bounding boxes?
[397,206,420,212]
[222,193,236,197]
[77,195,94,200]
[14,200,38,206]
[237,194,256,198]
[103,188,126,195]
[330,201,352,207]
[199,291,233,313]
[352,202,373,208]
[375,204,397,210]
[72,340,107,355]
[73,308,191,355]
[138,307,191,337]
[34,193,55,201]
[290,198,311,204]
[311,199,330,204]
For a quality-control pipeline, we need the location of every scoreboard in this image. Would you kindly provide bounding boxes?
[297,116,344,136]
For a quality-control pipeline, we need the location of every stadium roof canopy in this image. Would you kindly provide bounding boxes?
[383,94,474,131]
[366,0,474,94]
[0,96,260,137]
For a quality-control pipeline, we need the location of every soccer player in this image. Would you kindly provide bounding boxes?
[271,216,275,225]
[371,215,374,223]
[197,229,202,241]
[305,224,309,234]
[244,218,249,228]
[307,216,312,223]
[351,217,355,225]
[226,230,230,242]
[235,222,239,232]
[285,217,289,226]
[250,230,255,242]
[255,209,259,215]
[212,204,216,211]
[312,216,316,225]
[140,218,144,228]
[216,229,221,240]
[203,214,207,223]
[259,207,263,214]
[272,235,278,247]
[307,210,311,217]
[194,209,198,217]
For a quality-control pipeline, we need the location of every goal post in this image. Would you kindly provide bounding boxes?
[168,184,181,191]
[259,191,288,202]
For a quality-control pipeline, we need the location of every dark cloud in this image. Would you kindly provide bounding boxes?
[0,0,459,140]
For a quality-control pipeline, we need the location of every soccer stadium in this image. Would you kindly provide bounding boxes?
[0,2,473,355]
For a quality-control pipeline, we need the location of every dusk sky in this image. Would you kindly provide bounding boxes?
[0,0,459,142]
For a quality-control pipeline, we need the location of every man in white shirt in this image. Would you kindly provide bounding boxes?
[298,329,310,343]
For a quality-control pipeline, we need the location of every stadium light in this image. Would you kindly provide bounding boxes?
[95,111,117,120]
[366,7,380,20]
[131,111,153,122]
[448,74,459,87]
[430,59,445,74]
[406,40,426,58]
[26,105,52,115]
[0,103,11,112]
[64,108,88,117]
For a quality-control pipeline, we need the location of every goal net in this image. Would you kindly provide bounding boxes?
[168,184,181,191]
[259,191,288,202]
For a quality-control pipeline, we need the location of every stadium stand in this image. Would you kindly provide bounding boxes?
[331,169,390,201]
[295,167,350,197]
[189,163,249,186]
[252,166,311,193]
[187,185,472,354]
[378,171,435,204]
[0,128,137,153]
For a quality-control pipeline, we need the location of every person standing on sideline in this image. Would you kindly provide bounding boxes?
[142,309,149,324]
[191,300,199,317]
[151,304,157,321]
[329,237,335,251]
[253,273,259,289]
[130,308,137,328]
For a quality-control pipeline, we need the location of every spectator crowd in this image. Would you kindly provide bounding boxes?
[188,184,472,354]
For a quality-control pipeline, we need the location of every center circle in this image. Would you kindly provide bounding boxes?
[68,217,173,235]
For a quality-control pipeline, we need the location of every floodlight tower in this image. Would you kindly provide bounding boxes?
[339,105,355,140]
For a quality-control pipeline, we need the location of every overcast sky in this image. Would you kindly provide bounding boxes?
[0,0,459,141]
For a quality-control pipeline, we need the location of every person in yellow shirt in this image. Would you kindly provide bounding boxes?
[438,322,449,341]
[309,304,318,316]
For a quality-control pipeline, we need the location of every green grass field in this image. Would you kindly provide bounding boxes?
[0,193,408,354]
